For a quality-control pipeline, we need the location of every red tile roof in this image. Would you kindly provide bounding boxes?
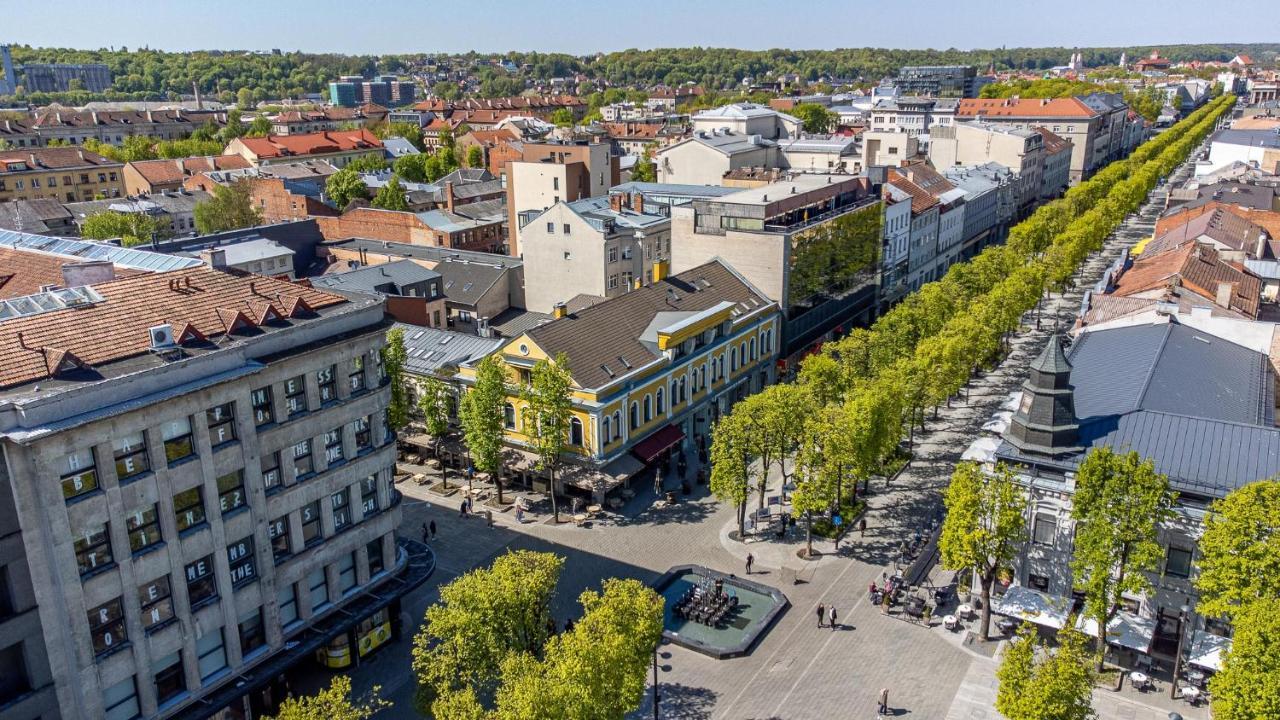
[957,97,1097,119]
[232,129,382,160]
[0,267,347,388]
[886,169,939,213]
[1113,243,1261,318]
[0,147,120,172]
[1033,127,1072,154]
[127,155,251,186]
[0,246,145,300]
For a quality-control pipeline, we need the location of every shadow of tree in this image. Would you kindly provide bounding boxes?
[629,683,719,720]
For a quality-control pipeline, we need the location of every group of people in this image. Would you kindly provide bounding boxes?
[814,602,840,630]
[458,495,475,516]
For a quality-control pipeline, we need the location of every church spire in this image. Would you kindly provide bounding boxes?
[1005,334,1082,457]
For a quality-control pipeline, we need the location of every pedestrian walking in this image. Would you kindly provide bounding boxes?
[828,606,838,630]
[881,592,891,615]
[421,522,429,542]
[859,517,867,538]
[878,688,889,714]
[745,553,754,575]
[816,603,826,628]
[429,520,437,539]
[459,498,467,517]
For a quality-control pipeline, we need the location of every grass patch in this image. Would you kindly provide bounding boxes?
[811,499,867,539]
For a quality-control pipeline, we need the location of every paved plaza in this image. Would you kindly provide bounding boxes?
[293,154,1210,719]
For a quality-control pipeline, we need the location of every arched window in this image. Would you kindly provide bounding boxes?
[700,365,707,389]
[612,411,622,439]
[679,377,687,402]
[602,416,611,445]
[630,402,639,430]
[643,395,652,423]
[569,417,583,447]
[731,346,738,371]
[656,387,665,414]
[503,403,515,429]
[718,354,725,379]
[750,337,757,360]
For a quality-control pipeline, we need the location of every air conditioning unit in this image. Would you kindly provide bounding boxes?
[149,323,176,349]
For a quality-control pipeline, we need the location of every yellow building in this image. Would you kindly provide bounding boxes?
[457,259,781,502]
[0,147,124,203]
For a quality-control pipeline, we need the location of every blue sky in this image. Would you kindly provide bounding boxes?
[4,0,1265,55]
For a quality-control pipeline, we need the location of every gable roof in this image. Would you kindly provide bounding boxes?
[957,97,1098,119]
[886,169,940,213]
[1112,243,1262,318]
[0,246,145,299]
[522,260,774,390]
[396,323,501,377]
[128,155,251,186]
[233,129,382,160]
[1147,207,1271,259]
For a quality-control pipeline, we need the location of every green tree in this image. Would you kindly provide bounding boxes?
[265,676,388,720]
[548,108,575,127]
[631,152,656,182]
[236,87,255,109]
[1209,602,1280,720]
[193,181,262,234]
[709,413,752,538]
[247,114,273,137]
[418,375,453,483]
[325,168,368,210]
[346,154,389,173]
[996,622,1096,720]
[394,152,429,183]
[411,550,562,715]
[791,408,842,558]
[461,354,508,501]
[1071,448,1175,668]
[524,354,574,523]
[492,578,663,720]
[371,174,409,211]
[382,327,410,431]
[790,103,837,133]
[1194,479,1280,619]
[466,144,485,169]
[433,81,462,101]
[80,211,167,247]
[939,462,1027,641]
[219,108,246,143]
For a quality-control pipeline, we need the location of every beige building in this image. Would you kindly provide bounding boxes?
[224,130,384,169]
[957,97,1105,183]
[690,103,803,140]
[505,140,617,257]
[860,131,919,167]
[0,147,124,203]
[655,131,780,186]
[928,122,1046,213]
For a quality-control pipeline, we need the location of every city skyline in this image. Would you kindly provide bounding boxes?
[4,0,1272,56]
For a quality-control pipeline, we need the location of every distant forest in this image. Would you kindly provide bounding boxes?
[4,43,1276,105]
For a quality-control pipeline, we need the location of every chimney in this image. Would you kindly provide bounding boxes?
[206,248,228,269]
[552,301,568,319]
[146,110,153,123]
[193,81,203,110]
[445,181,455,212]
[1216,282,1234,307]
[631,192,644,214]
[610,192,624,212]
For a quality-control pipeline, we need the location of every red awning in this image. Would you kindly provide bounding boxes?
[631,424,685,463]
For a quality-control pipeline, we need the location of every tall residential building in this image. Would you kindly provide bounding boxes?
[506,140,618,257]
[0,45,16,96]
[927,122,1047,214]
[0,249,422,720]
[20,62,112,93]
[328,80,358,108]
[892,66,979,98]
[957,97,1109,184]
[868,97,959,137]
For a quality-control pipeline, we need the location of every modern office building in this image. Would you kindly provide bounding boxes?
[0,243,423,720]
[892,66,979,99]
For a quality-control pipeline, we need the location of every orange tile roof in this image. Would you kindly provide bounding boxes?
[0,267,347,389]
[1033,127,1072,154]
[0,147,119,172]
[601,122,663,139]
[0,247,146,300]
[1113,243,1261,318]
[128,156,251,186]
[464,129,518,146]
[234,129,382,160]
[886,169,939,214]
[957,97,1097,119]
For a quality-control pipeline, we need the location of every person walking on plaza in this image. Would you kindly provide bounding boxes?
[859,517,867,538]
[460,498,468,517]
[828,606,838,630]
[421,522,429,542]
[429,520,436,539]
[745,552,754,575]
[816,603,826,628]
[879,688,889,714]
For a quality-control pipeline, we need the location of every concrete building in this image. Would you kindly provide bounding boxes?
[0,254,422,720]
[891,65,979,98]
[655,130,780,186]
[65,191,210,238]
[860,131,919,167]
[25,110,229,148]
[879,181,914,306]
[519,192,671,313]
[0,147,124,203]
[505,141,617,256]
[690,103,802,140]
[312,259,447,327]
[928,122,1046,214]
[943,162,1018,259]
[957,97,1107,183]
[1203,127,1280,176]
[775,136,860,174]
[1034,128,1073,201]
[194,239,298,278]
[315,205,506,256]
[20,62,112,93]
[224,130,384,169]
[869,97,959,137]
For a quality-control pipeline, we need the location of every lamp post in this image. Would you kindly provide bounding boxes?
[1170,603,1190,699]
[651,645,660,720]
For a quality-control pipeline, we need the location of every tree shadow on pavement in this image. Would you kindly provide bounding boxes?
[632,683,719,720]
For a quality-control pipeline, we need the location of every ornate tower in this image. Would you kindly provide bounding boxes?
[1005,334,1082,457]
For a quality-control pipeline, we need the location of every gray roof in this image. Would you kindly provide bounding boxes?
[1212,127,1280,151]
[311,259,439,295]
[610,182,739,204]
[489,307,553,337]
[565,196,669,233]
[65,191,209,219]
[451,198,506,223]
[415,209,492,234]
[395,323,501,377]
[1030,334,1073,375]
[435,259,505,307]
[213,238,295,265]
[325,238,523,269]
[0,229,203,272]
[0,198,72,233]
[683,130,777,156]
[381,137,421,157]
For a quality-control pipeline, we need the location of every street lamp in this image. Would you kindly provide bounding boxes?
[651,645,660,720]
[1170,603,1191,699]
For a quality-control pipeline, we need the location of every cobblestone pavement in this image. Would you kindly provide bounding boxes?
[292,151,1208,720]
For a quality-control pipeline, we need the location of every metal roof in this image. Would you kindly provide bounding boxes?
[396,323,502,376]
[312,260,439,295]
[0,229,203,272]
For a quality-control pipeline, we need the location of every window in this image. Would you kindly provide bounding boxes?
[563,223,571,235]
[227,537,257,588]
[316,365,337,404]
[337,553,357,594]
[1028,573,1050,592]
[113,431,150,481]
[173,487,206,533]
[630,402,639,430]
[293,438,314,478]
[161,418,195,464]
[135,575,176,633]
[731,346,738,371]
[61,447,99,501]
[216,470,246,515]
[324,427,345,465]
[1165,546,1193,578]
[367,538,385,576]
[332,488,351,532]
[1032,513,1057,546]
[349,355,366,393]
[569,417,584,446]
[251,386,275,426]
[196,629,227,681]
[608,246,618,263]
[278,582,299,628]
[546,221,555,234]
[612,411,621,440]
[184,555,218,609]
[361,475,379,516]
[262,452,282,494]
[643,395,652,423]
[239,608,266,657]
[503,403,516,429]
[301,500,323,546]
[153,652,185,706]
[206,402,236,446]
[126,504,163,554]
[74,522,114,576]
[284,375,307,416]
[89,598,127,656]
[103,677,140,720]
[354,415,372,452]
[308,566,329,612]
[608,275,618,290]
[601,416,611,445]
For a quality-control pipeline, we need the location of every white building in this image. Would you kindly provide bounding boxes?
[690,103,803,141]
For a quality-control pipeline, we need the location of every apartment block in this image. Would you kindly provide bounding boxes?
[0,147,124,203]
[506,141,617,257]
